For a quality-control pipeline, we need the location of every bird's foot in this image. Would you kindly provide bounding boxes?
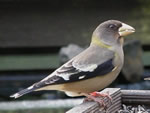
[83,91,112,108]
[90,91,112,101]
[83,94,106,107]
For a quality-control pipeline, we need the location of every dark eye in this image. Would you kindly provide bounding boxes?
[109,24,116,29]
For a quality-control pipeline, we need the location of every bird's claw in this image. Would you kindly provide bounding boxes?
[83,94,106,107]
[83,91,112,108]
[90,91,112,103]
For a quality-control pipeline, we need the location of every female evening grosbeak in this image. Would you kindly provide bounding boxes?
[11,20,135,103]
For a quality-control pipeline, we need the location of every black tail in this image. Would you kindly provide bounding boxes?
[10,86,36,99]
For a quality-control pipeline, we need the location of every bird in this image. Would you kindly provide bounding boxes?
[10,20,135,102]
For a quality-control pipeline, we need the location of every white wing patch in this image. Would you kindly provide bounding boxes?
[82,64,97,72]
[79,75,86,80]
[56,63,97,81]
[56,71,78,81]
[27,86,34,90]
[73,63,98,72]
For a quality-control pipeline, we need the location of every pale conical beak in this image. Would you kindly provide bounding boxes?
[119,23,135,37]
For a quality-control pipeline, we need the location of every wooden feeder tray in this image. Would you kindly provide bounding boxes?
[67,88,150,113]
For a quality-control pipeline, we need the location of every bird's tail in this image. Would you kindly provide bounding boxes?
[10,86,36,99]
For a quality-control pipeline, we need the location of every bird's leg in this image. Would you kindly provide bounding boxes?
[82,91,112,108]
[91,91,113,105]
[84,94,105,107]
[83,93,105,107]
[90,91,112,101]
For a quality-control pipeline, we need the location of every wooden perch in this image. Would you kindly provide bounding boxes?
[67,88,150,113]
[121,90,150,105]
[67,88,121,113]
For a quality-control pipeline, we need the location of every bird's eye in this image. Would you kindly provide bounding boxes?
[109,24,116,29]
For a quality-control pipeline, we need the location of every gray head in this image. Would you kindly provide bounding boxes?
[92,20,135,46]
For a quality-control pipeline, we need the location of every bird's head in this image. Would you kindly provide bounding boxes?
[91,20,135,47]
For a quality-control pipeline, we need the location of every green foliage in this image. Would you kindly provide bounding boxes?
[127,0,150,44]
[138,0,150,16]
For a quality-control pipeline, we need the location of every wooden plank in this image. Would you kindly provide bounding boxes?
[144,78,150,80]
[0,54,59,71]
[0,49,150,71]
[67,88,121,113]
[0,49,149,71]
[0,99,82,110]
[121,90,150,105]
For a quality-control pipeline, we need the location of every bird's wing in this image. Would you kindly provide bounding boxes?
[10,47,116,98]
[34,47,116,88]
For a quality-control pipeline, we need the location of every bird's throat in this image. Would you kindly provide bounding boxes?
[91,36,112,49]
[118,37,124,45]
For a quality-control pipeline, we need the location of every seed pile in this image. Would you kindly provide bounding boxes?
[118,104,150,113]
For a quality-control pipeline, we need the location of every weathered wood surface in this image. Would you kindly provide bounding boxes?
[0,99,82,110]
[121,90,150,105]
[144,78,150,80]
[67,89,150,113]
[1,88,150,112]
[67,88,121,113]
